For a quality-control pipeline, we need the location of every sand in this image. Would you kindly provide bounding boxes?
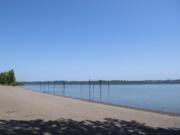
[0,85,180,128]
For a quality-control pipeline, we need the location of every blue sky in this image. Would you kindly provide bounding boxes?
[0,0,180,81]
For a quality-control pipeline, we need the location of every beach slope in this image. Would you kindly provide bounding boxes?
[0,86,180,129]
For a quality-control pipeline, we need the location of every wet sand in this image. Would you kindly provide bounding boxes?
[0,86,180,128]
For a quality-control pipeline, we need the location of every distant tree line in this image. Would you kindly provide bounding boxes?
[22,79,180,85]
[0,69,16,85]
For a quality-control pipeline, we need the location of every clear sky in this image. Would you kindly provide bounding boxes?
[0,0,180,81]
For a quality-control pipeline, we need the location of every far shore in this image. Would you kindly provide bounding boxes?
[0,85,180,128]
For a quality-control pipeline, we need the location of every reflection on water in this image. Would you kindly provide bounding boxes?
[23,84,180,114]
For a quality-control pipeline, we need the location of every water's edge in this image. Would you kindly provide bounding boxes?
[20,86,180,117]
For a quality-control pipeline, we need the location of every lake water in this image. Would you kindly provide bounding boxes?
[23,84,180,114]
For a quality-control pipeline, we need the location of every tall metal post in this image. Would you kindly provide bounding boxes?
[80,81,82,98]
[100,80,102,101]
[92,81,95,99]
[48,81,50,93]
[108,81,110,101]
[40,82,42,91]
[89,80,91,100]
[53,81,55,95]
[63,81,66,96]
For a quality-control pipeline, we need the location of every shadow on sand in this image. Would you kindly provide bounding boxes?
[0,118,180,135]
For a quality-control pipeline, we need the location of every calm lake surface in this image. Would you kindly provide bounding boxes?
[23,84,180,114]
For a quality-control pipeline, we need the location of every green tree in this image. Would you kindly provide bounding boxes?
[0,72,6,84]
[0,69,16,85]
[0,73,5,84]
[9,69,16,84]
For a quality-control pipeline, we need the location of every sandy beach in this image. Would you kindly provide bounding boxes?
[0,85,180,129]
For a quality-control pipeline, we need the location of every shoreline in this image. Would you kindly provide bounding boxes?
[0,86,180,128]
[21,86,180,117]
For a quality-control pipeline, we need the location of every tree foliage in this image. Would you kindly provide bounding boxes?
[0,69,16,85]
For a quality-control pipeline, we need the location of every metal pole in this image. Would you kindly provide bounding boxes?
[89,80,91,100]
[80,81,82,98]
[108,81,110,101]
[63,81,66,96]
[40,82,42,91]
[93,81,94,99]
[43,83,45,93]
[100,80,102,101]
[48,81,50,93]
[53,81,55,95]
